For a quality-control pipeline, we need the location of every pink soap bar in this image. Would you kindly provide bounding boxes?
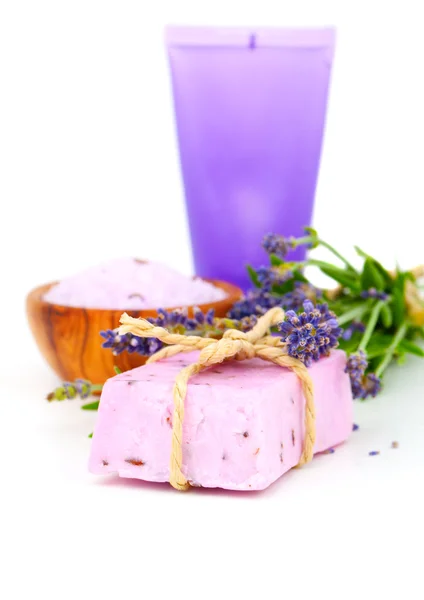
[89,350,353,491]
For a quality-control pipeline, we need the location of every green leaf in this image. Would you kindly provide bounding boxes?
[374,263,393,289]
[392,273,407,328]
[81,400,100,411]
[397,353,407,365]
[319,265,361,292]
[380,304,393,328]
[271,268,307,296]
[361,258,385,291]
[338,334,362,354]
[113,365,122,375]
[392,290,405,327]
[88,432,93,438]
[417,327,424,340]
[398,339,424,357]
[269,254,284,267]
[354,245,370,260]
[247,265,260,288]
[367,356,382,374]
[272,281,294,296]
[355,246,392,288]
[292,269,308,283]
[365,333,394,359]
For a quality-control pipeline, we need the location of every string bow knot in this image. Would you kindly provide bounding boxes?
[119,307,315,491]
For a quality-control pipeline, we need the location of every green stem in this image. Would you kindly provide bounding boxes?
[337,304,369,326]
[375,322,408,377]
[294,235,357,272]
[292,235,312,247]
[306,258,353,273]
[358,300,388,352]
[318,240,357,273]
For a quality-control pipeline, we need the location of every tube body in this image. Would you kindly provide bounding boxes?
[166,27,336,290]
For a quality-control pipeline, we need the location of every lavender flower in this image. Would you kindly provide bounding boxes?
[154,307,188,329]
[342,321,366,341]
[360,288,388,301]
[152,307,215,331]
[262,233,295,260]
[74,378,92,399]
[217,315,259,333]
[281,282,323,312]
[100,329,163,356]
[278,300,342,367]
[228,282,325,320]
[363,373,382,397]
[256,265,294,290]
[344,350,382,399]
[234,315,258,331]
[47,378,92,401]
[228,288,285,319]
[344,350,367,386]
[100,307,216,357]
[62,381,77,399]
[186,307,215,330]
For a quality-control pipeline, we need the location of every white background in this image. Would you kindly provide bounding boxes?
[1,1,423,599]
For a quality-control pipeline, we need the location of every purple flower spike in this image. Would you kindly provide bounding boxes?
[282,282,323,312]
[228,288,285,319]
[256,265,294,290]
[360,288,388,301]
[342,321,366,341]
[74,378,92,399]
[278,300,342,366]
[344,351,382,399]
[100,307,217,357]
[205,308,215,326]
[262,233,295,260]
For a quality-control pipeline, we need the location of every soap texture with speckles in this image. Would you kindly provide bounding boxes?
[89,350,353,490]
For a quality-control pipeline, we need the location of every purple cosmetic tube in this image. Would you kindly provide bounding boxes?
[166,27,336,290]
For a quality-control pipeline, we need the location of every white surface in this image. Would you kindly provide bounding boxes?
[1,348,424,599]
[1,1,424,598]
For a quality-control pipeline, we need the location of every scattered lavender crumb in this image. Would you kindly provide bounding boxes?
[369,450,380,456]
[353,423,359,431]
[326,448,335,454]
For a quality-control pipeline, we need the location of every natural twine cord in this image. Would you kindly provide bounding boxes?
[119,307,315,492]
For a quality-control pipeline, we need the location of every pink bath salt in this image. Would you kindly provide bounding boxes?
[89,349,353,491]
[43,258,227,309]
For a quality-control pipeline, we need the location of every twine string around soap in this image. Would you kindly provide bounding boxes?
[119,307,315,492]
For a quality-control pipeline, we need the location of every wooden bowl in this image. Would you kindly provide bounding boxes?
[26,279,242,385]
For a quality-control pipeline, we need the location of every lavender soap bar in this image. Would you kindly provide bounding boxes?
[89,350,353,490]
